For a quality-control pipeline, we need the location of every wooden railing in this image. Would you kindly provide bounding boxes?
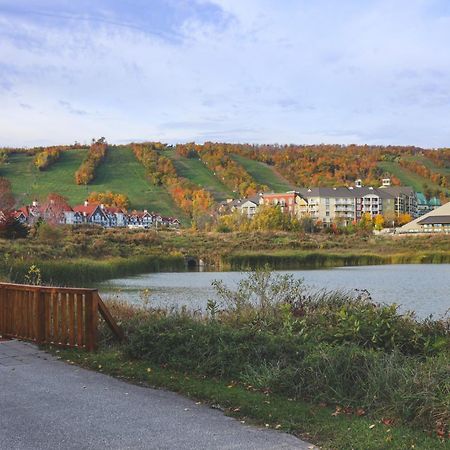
[0,283,123,351]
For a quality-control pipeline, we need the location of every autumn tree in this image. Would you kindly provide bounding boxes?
[373,214,385,231]
[87,191,129,209]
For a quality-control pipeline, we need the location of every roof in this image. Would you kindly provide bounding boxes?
[73,203,102,217]
[399,201,450,232]
[418,215,450,225]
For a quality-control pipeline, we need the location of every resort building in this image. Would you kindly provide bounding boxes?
[398,202,450,234]
[222,179,419,227]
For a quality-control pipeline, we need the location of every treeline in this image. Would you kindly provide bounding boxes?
[176,142,450,193]
[176,143,267,197]
[34,148,61,171]
[75,138,107,185]
[132,143,213,219]
[228,143,412,187]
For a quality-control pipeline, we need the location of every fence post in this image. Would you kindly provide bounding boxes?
[84,291,98,351]
[36,289,46,344]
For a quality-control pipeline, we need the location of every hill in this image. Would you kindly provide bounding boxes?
[231,154,295,192]
[165,150,233,201]
[1,143,449,218]
[1,146,185,218]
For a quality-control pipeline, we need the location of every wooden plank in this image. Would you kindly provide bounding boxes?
[84,291,98,351]
[76,293,84,348]
[68,293,75,347]
[61,293,68,346]
[97,294,125,341]
[45,291,52,343]
[52,290,59,344]
[37,289,46,344]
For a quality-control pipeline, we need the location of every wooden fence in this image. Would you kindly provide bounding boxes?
[0,282,123,351]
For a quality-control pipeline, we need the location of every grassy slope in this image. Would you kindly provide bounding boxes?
[2,149,89,205]
[165,151,234,201]
[1,147,185,218]
[232,154,295,192]
[407,155,450,178]
[377,161,441,192]
[92,146,184,217]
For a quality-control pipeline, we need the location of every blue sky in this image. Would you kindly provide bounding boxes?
[1,0,450,147]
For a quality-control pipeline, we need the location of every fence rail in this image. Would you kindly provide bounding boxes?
[0,282,123,350]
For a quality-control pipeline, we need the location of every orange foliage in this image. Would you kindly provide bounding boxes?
[87,191,129,209]
[75,138,107,185]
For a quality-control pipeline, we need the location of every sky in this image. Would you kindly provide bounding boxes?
[1,0,450,148]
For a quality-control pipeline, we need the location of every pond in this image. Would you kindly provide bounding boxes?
[99,264,450,319]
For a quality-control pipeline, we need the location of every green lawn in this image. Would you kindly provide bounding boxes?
[165,151,234,201]
[232,154,295,192]
[1,147,186,219]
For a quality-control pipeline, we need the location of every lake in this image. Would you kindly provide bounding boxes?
[99,264,450,319]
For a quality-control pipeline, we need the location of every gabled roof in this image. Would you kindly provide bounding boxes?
[73,203,104,218]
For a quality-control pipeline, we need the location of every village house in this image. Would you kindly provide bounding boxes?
[10,200,180,229]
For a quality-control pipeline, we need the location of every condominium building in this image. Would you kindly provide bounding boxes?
[225,179,418,226]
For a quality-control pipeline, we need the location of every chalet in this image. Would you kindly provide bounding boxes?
[73,202,111,227]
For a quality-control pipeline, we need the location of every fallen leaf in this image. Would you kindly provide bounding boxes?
[369,424,376,429]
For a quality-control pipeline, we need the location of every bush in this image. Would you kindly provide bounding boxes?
[120,269,449,432]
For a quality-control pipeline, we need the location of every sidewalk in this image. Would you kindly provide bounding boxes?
[0,340,315,450]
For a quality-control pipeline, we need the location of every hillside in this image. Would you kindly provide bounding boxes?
[165,151,233,201]
[231,154,295,192]
[1,147,185,218]
[1,144,449,218]
[378,160,449,195]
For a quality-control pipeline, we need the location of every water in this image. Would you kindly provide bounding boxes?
[99,264,450,319]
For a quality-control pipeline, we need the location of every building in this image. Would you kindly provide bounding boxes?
[11,200,180,229]
[416,192,442,216]
[223,179,419,227]
[398,202,450,233]
[261,192,308,218]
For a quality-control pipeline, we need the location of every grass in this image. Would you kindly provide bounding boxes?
[165,150,234,201]
[55,347,449,450]
[407,155,450,178]
[225,250,450,270]
[1,149,89,205]
[232,154,295,192]
[5,254,186,286]
[378,161,445,193]
[0,147,186,218]
[92,146,185,217]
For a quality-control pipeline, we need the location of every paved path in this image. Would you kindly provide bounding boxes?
[0,340,314,450]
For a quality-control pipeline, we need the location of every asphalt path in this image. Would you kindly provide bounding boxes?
[0,340,315,450]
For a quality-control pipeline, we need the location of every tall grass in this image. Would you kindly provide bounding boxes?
[226,251,450,270]
[118,269,449,433]
[6,255,185,286]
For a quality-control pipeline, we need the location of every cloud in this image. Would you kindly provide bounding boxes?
[58,100,88,116]
[1,0,450,147]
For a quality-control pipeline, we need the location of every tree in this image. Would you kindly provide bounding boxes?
[396,213,412,226]
[87,191,129,209]
[374,214,385,231]
[0,216,28,239]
